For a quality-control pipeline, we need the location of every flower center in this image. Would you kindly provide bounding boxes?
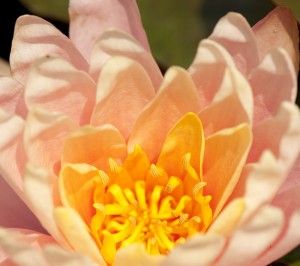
[89,146,212,265]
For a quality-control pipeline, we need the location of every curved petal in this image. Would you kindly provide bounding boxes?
[0,111,26,193]
[252,209,300,266]
[62,125,127,170]
[248,102,300,173]
[24,107,78,173]
[215,206,284,266]
[91,56,155,139]
[114,244,164,266]
[249,48,297,123]
[10,15,88,85]
[25,57,96,126]
[209,12,259,75]
[0,228,55,266]
[253,6,299,73]
[199,66,253,137]
[54,207,106,266]
[89,30,162,90]
[161,234,225,266]
[0,176,44,232]
[0,77,26,118]
[203,123,252,217]
[188,39,235,107]
[23,164,69,246]
[69,0,150,61]
[128,67,201,162]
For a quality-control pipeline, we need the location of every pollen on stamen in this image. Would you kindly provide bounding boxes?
[182,153,191,169]
[150,164,163,178]
[193,181,207,198]
[109,158,119,174]
[98,170,110,187]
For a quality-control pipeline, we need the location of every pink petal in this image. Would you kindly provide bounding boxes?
[128,67,201,162]
[62,125,127,170]
[25,57,96,126]
[199,66,253,137]
[0,76,26,118]
[253,6,299,73]
[0,176,44,232]
[0,111,26,193]
[24,107,78,173]
[248,102,300,173]
[252,209,300,266]
[215,206,284,266]
[89,30,163,91]
[69,0,150,61]
[188,39,235,107]
[209,12,259,75]
[249,48,297,123]
[161,235,225,266]
[0,228,55,266]
[10,15,88,85]
[91,56,155,140]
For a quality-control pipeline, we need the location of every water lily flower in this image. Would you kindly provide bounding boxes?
[0,1,299,265]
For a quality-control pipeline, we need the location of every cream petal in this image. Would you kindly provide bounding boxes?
[188,39,235,107]
[161,234,225,266]
[24,107,78,172]
[199,66,253,137]
[25,57,96,126]
[91,56,155,139]
[128,67,201,162]
[44,244,99,266]
[215,206,284,266]
[0,176,44,232]
[203,124,252,217]
[69,0,150,61]
[209,12,259,75]
[23,164,69,246]
[10,15,88,85]
[0,58,10,76]
[54,207,106,266]
[62,125,127,170]
[248,102,300,173]
[0,111,26,192]
[89,30,163,90]
[253,6,299,73]
[0,76,26,118]
[114,244,164,266]
[251,209,300,266]
[0,228,54,266]
[249,48,297,123]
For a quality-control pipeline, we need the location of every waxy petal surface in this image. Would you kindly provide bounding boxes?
[91,56,155,139]
[69,0,150,61]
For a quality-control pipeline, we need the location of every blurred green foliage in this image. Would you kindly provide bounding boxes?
[272,0,300,22]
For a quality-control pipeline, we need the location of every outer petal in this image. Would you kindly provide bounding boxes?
[0,58,10,76]
[0,228,55,266]
[25,57,96,126]
[209,12,259,75]
[54,207,106,265]
[188,39,235,107]
[62,125,127,170]
[10,15,88,85]
[248,102,300,173]
[160,234,225,266]
[249,48,297,123]
[252,209,300,266]
[69,0,150,61]
[253,6,299,73]
[89,30,163,90]
[215,206,284,266]
[91,56,155,139]
[199,66,253,137]
[0,77,26,117]
[24,107,78,173]
[128,67,201,162]
[203,124,252,217]
[0,176,43,231]
[114,244,164,266]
